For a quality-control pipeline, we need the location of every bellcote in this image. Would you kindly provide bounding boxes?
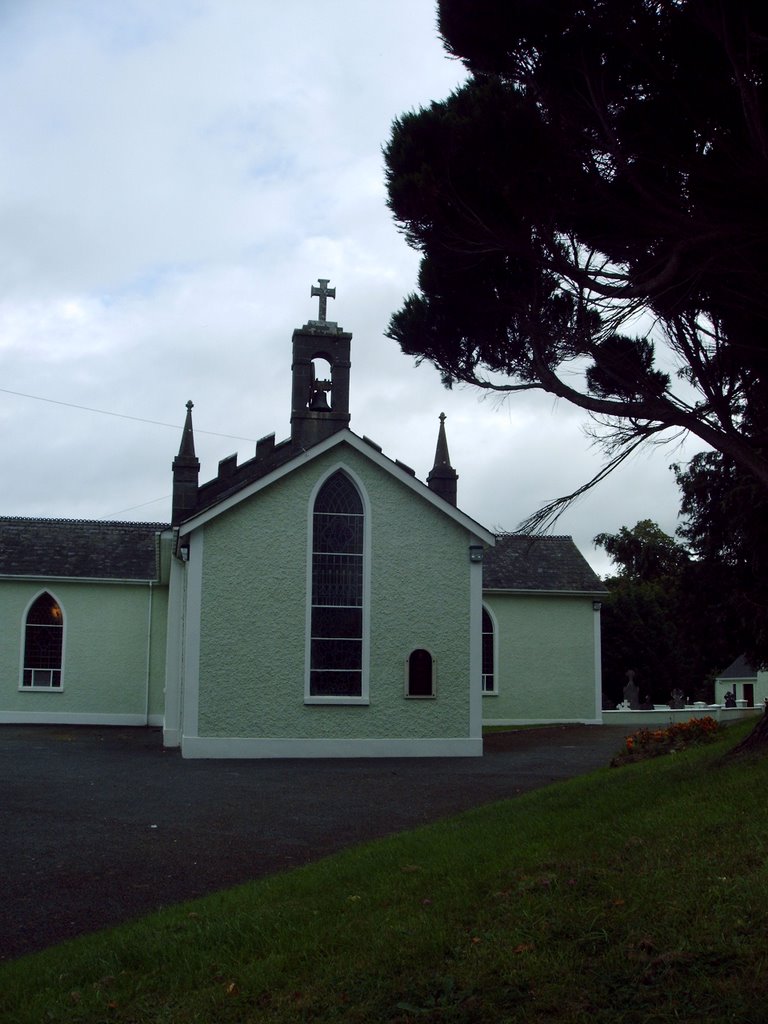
[290,278,352,448]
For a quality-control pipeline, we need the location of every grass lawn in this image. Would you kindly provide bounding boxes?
[2,720,767,1023]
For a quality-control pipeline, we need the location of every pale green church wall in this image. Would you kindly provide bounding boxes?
[146,534,173,720]
[195,445,472,740]
[147,585,169,720]
[0,579,167,722]
[483,593,598,723]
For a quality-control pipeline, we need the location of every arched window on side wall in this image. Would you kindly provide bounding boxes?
[22,592,63,689]
[406,648,436,698]
[310,471,364,698]
[482,607,496,694]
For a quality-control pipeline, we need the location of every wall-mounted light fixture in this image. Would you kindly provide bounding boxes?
[179,544,190,563]
[593,601,602,611]
[469,544,484,564]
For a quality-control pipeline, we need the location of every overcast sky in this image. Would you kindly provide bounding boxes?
[0,0,707,576]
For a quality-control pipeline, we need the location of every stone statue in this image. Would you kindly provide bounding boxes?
[623,670,640,710]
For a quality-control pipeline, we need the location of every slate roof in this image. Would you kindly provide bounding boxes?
[483,534,608,594]
[716,654,758,680]
[0,518,169,581]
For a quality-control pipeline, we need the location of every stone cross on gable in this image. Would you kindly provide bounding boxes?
[311,278,336,322]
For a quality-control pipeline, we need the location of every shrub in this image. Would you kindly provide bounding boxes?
[611,716,720,766]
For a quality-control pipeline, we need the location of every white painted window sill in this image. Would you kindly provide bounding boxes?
[304,698,370,706]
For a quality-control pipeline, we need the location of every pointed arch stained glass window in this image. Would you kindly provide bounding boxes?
[310,472,363,697]
[23,592,63,688]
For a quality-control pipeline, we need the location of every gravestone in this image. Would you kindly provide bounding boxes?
[623,670,640,710]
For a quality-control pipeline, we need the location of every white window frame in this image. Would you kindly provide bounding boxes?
[304,464,371,705]
[19,590,66,692]
[481,603,498,696]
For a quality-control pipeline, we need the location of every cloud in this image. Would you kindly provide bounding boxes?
[0,0,705,575]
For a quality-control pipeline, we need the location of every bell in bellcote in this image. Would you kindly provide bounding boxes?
[309,385,331,411]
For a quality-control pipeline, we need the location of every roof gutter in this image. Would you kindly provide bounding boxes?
[483,587,609,598]
[0,574,159,585]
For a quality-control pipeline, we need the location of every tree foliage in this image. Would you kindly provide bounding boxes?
[595,520,746,706]
[594,519,688,584]
[675,452,768,665]
[385,0,768,519]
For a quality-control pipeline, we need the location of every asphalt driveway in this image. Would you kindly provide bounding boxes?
[0,723,627,961]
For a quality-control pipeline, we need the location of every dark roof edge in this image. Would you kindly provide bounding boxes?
[492,532,580,541]
[0,574,160,584]
[483,586,609,597]
[0,517,171,529]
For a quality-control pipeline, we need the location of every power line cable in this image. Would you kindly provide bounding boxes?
[0,387,259,442]
[101,495,172,520]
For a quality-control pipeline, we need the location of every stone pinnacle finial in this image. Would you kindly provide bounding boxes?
[172,400,200,526]
[311,278,336,322]
[427,412,458,506]
[434,412,451,467]
[177,400,197,459]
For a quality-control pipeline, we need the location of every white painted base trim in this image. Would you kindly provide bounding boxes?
[163,727,181,747]
[483,717,603,727]
[0,711,161,726]
[181,736,483,759]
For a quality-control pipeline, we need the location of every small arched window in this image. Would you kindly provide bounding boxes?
[406,648,436,698]
[22,592,64,689]
[310,471,364,697]
[482,607,495,694]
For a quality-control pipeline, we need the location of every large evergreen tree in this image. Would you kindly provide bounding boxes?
[385,0,768,519]
[595,520,749,705]
[675,452,768,666]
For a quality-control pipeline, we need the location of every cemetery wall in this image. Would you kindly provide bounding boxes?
[603,706,762,726]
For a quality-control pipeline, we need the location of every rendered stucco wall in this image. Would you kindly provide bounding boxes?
[147,584,169,720]
[0,579,167,723]
[194,445,472,741]
[482,593,599,723]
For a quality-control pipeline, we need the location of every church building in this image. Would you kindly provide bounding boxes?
[0,282,606,756]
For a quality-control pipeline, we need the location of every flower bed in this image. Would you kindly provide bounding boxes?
[611,716,721,766]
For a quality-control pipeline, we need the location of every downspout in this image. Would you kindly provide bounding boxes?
[144,580,154,725]
[468,539,484,748]
[593,600,603,723]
